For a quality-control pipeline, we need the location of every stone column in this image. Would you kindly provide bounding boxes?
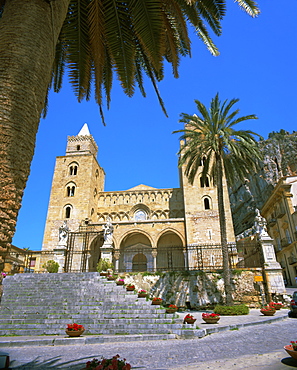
[152,249,157,272]
[114,250,120,273]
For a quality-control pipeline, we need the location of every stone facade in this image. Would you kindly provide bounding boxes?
[261,176,297,287]
[42,124,235,272]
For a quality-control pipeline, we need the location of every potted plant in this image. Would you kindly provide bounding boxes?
[97,259,114,276]
[166,304,178,314]
[81,355,131,370]
[202,312,220,324]
[138,289,147,298]
[126,284,135,292]
[152,297,162,305]
[269,302,283,310]
[260,305,276,316]
[183,314,196,324]
[284,341,297,360]
[65,323,85,337]
[116,278,125,286]
[107,275,116,281]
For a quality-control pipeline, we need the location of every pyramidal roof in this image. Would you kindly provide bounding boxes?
[78,123,90,136]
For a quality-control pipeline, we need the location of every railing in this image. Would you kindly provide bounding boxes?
[0,241,263,274]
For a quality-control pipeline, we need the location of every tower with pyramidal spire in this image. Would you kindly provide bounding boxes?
[42,124,105,252]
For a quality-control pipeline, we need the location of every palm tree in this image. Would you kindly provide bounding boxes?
[174,93,262,305]
[0,0,259,254]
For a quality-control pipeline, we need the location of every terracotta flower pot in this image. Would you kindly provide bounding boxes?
[65,329,84,337]
[260,309,275,316]
[126,286,134,291]
[116,281,124,285]
[166,308,177,314]
[202,317,220,324]
[184,318,196,324]
[100,272,108,277]
[152,300,162,305]
[284,345,297,360]
[138,293,147,298]
[274,305,282,310]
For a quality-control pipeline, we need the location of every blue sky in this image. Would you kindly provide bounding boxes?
[13,1,297,250]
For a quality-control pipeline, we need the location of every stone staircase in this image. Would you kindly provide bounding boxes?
[0,273,184,338]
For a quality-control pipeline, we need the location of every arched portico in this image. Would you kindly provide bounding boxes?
[118,232,154,272]
[156,230,185,271]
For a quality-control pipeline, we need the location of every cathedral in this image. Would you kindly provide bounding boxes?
[41,124,235,272]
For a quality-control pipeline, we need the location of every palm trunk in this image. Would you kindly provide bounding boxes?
[216,154,233,305]
[0,0,70,253]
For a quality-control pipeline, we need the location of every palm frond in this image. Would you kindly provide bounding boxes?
[103,0,136,96]
[235,0,260,17]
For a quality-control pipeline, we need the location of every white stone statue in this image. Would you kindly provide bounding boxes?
[58,221,69,246]
[254,208,269,237]
[102,218,113,246]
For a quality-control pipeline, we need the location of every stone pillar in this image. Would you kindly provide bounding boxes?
[114,250,120,273]
[152,249,157,272]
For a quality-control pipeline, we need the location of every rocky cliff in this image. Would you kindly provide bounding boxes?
[229,130,297,236]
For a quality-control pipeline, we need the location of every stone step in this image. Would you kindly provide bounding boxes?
[0,272,176,337]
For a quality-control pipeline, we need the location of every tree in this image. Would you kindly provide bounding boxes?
[174,93,262,305]
[0,0,259,252]
[42,259,59,273]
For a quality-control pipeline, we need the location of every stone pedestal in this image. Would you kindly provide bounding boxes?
[100,243,114,265]
[258,234,286,295]
[53,244,67,273]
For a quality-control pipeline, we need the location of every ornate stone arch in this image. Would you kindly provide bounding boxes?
[156,228,186,247]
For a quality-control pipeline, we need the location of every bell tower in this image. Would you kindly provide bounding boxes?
[180,160,235,246]
[42,124,105,252]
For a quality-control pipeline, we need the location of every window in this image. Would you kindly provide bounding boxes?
[77,145,80,151]
[200,176,209,187]
[65,206,71,219]
[134,210,147,221]
[285,229,292,244]
[203,197,210,210]
[69,165,78,176]
[67,186,75,197]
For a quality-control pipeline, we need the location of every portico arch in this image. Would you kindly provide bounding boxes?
[119,231,153,272]
[156,230,185,271]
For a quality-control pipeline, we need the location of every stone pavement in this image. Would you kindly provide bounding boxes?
[0,309,290,348]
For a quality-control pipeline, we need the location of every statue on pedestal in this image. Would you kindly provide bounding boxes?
[102,218,113,246]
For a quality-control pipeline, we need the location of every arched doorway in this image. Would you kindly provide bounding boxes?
[132,253,147,272]
[88,235,104,272]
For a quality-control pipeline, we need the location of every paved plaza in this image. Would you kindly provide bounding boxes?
[1,309,297,369]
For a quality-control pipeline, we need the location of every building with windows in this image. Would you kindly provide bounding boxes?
[261,176,297,286]
[41,124,235,272]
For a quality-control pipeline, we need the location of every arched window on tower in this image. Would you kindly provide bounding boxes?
[67,186,75,197]
[65,206,72,219]
[69,164,78,176]
[200,176,210,187]
[203,197,211,210]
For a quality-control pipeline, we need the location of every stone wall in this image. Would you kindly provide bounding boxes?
[120,270,263,308]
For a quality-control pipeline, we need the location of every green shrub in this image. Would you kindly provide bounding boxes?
[96,258,114,272]
[42,260,59,273]
[214,304,249,316]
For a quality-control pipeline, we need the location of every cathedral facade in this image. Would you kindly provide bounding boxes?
[41,124,235,272]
